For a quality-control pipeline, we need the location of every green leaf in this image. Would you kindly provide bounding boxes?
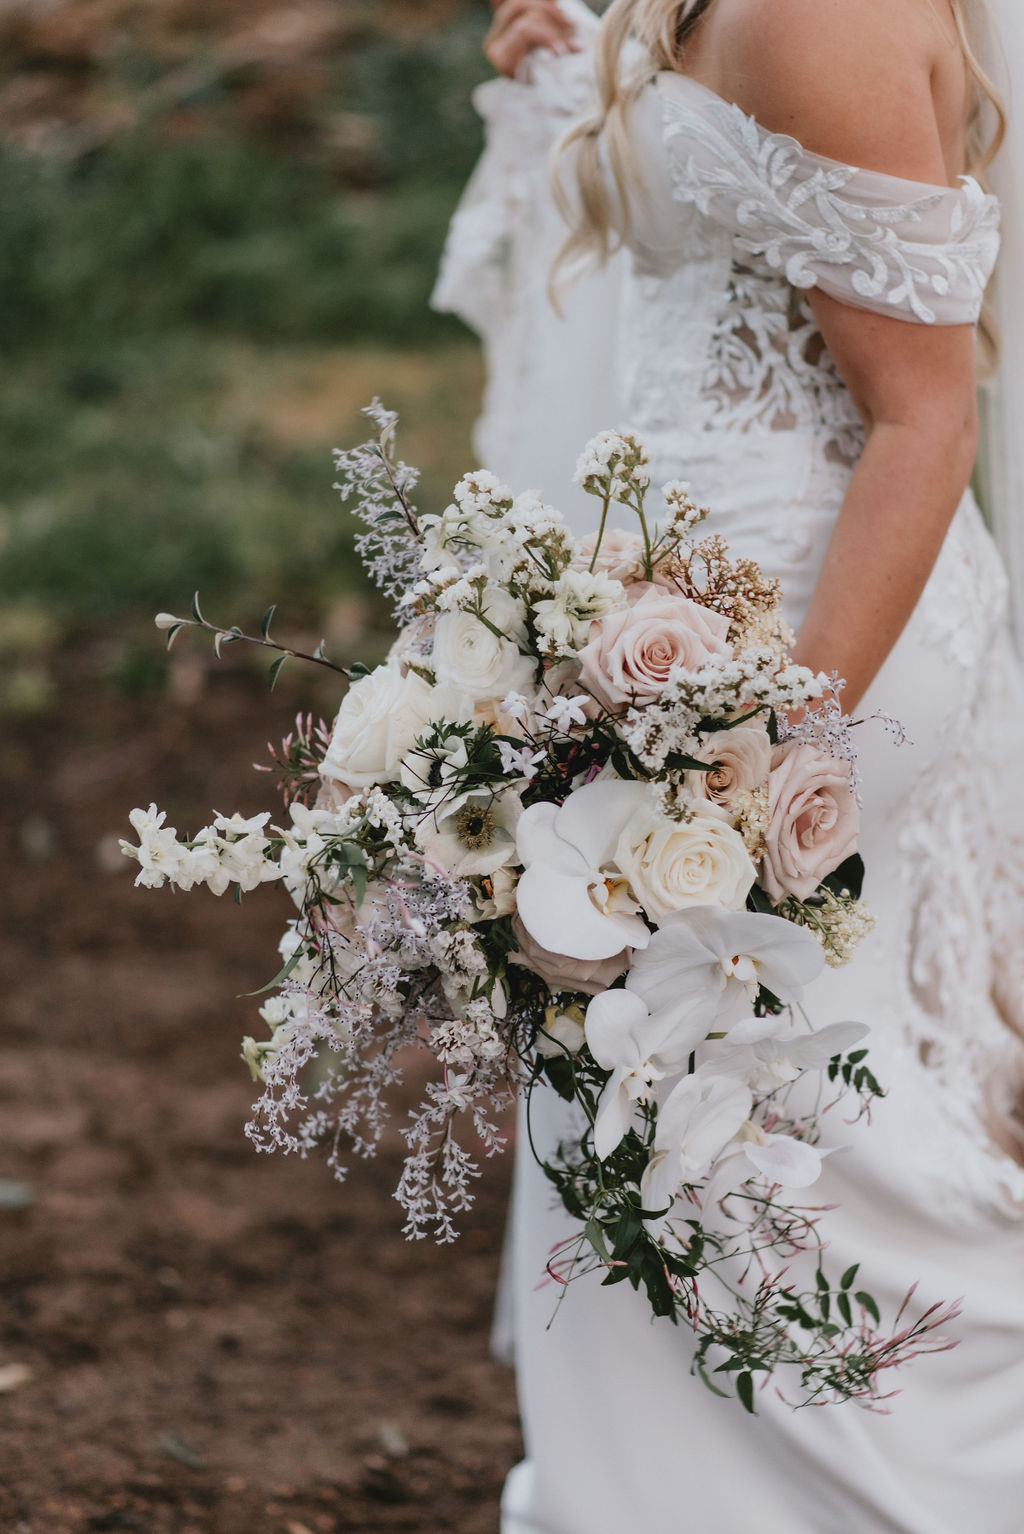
[837,1291,853,1328]
[693,1357,731,1400]
[840,1264,859,1291]
[191,591,205,623]
[268,654,288,691]
[855,1291,881,1324]
[348,661,371,681]
[233,883,242,905]
[585,1217,611,1263]
[241,944,306,998]
[313,639,328,661]
[736,1371,756,1415]
[820,852,865,901]
[767,709,779,745]
[164,622,185,650]
[213,630,240,660]
[260,604,276,639]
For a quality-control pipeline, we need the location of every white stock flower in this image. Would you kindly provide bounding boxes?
[626,906,825,1048]
[640,1069,752,1222]
[431,588,535,703]
[120,804,188,889]
[584,990,696,1159]
[515,781,654,961]
[321,661,468,788]
[533,568,626,654]
[415,788,522,878]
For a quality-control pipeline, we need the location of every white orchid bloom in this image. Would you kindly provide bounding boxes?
[707,1014,869,1094]
[584,991,697,1159]
[640,1069,753,1223]
[626,906,824,1046]
[702,1121,831,1211]
[515,780,654,961]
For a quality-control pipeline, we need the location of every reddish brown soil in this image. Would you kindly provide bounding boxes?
[0,650,521,1534]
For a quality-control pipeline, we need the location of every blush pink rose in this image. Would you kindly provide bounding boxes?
[509,916,630,996]
[760,742,860,903]
[577,588,732,712]
[571,528,646,586]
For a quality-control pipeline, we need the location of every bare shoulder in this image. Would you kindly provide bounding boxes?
[697,0,965,184]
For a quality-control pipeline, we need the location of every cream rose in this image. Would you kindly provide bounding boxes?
[614,803,756,921]
[686,724,772,811]
[760,742,861,903]
[321,661,458,788]
[509,916,631,996]
[431,589,535,702]
[577,588,732,712]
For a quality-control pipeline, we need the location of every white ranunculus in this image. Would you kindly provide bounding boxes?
[614,802,756,922]
[431,588,535,702]
[321,661,466,788]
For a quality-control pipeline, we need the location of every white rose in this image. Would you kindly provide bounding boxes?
[615,803,756,922]
[321,661,461,788]
[431,588,535,702]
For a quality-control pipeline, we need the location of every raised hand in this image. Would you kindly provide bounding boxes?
[484,0,580,78]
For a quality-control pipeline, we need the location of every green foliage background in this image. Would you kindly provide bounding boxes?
[0,0,495,703]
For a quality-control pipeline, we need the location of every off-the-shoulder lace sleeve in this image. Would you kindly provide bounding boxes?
[656,80,1001,326]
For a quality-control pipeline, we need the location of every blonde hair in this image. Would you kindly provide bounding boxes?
[554,0,1005,357]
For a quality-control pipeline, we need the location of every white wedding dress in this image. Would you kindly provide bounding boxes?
[435,17,1024,1533]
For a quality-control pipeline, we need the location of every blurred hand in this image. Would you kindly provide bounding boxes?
[485,1,580,78]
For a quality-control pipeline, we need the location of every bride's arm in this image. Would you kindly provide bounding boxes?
[710,0,978,712]
[793,303,978,712]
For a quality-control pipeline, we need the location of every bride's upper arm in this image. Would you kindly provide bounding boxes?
[724,0,957,188]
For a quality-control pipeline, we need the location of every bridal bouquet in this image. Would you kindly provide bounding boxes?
[123,404,957,1409]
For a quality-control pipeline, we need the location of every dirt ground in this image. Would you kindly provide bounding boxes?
[0,645,522,1534]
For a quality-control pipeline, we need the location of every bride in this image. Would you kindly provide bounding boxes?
[437,0,1024,1529]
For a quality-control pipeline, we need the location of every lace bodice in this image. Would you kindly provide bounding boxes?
[620,74,1000,461]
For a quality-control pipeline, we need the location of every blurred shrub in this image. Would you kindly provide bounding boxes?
[0,13,490,352]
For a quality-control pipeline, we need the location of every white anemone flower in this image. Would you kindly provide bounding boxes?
[584,990,697,1159]
[416,788,522,878]
[515,780,654,961]
[626,906,824,1048]
[640,1069,753,1223]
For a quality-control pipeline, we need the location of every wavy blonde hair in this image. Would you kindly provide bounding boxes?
[554,0,1005,357]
